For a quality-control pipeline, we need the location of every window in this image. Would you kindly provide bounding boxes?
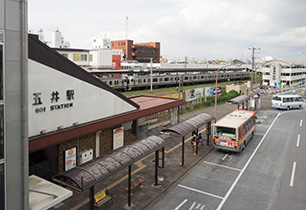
[80,54,87,61]
[153,78,158,82]
[164,78,169,82]
[0,163,4,210]
[73,54,80,61]
[61,53,68,58]
[159,78,163,82]
[90,54,93,61]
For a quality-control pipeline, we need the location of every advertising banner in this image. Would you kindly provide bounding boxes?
[65,147,77,171]
[205,86,221,97]
[186,88,204,102]
[113,127,124,150]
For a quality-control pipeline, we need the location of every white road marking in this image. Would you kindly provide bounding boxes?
[296,135,300,147]
[174,199,188,210]
[189,202,196,210]
[195,203,201,209]
[200,205,205,210]
[222,154,229,160]
[290,162,297,187]
[203,161,242,172]
[178,184,223,200]
[300,119,303,127]
[216,113,281,210]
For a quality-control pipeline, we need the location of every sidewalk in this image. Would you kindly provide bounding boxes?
[52,103,239,210]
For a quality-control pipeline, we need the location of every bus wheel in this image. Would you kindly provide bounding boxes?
[287,106,290,110]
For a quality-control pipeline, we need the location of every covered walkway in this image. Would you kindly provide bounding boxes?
[227,95,250,110]
[161,113,214,165]
[53,135,166,209]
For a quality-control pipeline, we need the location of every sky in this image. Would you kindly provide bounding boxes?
[28,0,306,62]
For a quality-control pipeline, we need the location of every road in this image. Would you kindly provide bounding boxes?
[148,108,306,210]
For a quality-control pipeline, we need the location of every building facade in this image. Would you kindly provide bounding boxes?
[1,0,29,209]
[54,47,122,69]
[111,40,160,63]
[262,60,306,87]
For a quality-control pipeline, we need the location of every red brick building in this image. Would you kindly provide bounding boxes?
[111,40,160,63]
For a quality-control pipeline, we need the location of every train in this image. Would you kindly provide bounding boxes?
[99,70,251,91]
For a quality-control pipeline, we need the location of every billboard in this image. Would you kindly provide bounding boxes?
[186,88,204,102]
[205,86,221,97]
[65,147,77,171]
[113,127,124,150]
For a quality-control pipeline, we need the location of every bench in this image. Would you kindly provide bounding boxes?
[94,189,113,208]
[125,176,144,191]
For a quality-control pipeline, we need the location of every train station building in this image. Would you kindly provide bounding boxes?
[28,34,184,183]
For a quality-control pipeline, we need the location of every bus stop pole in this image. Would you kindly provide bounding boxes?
[155,151,159,186]
[181,137,185,166]
[128,165,131,206]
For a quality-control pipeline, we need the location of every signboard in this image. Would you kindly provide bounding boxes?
[65,147,77,171]
[204,86,221,97]
[113,127,124,150]
[186,88,204,102]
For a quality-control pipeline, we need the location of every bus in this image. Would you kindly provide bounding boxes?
[213,110,256,152]
[271,94,304,110]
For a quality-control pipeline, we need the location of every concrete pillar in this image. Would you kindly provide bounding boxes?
[95,131,101,158]
[132,120,138,136]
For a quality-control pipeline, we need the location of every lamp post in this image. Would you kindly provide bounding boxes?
[214,64,237,122]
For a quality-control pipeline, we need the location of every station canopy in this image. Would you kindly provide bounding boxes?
[161,113,214,136]
[227,95,249,104]
[53,135,167,192]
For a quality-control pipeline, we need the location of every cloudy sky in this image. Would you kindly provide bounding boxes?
[28,0,306,61]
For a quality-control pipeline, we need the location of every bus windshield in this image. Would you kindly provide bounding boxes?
[214,126,236,138]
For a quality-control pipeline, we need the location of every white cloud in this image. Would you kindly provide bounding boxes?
[28,0,306,61]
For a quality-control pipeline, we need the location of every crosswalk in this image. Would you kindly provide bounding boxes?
[174,199,205,210]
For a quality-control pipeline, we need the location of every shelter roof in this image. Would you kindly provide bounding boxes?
[161,113,214,136]
[227,95,249,104]
[53,135,167,192]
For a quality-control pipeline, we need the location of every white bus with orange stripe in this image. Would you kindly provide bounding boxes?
[213,110,256,152]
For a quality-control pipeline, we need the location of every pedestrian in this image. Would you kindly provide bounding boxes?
[191,135,198,153]
[197,133,204,145]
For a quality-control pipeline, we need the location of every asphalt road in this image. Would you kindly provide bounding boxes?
[149,107,306,210]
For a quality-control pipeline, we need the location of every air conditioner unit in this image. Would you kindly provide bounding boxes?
[79,149,93,164]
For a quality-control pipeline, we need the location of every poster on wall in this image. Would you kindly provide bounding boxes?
[185,88,204,101]
[65,147,77,171]
[205,86,221,97]
[113,127,124,150]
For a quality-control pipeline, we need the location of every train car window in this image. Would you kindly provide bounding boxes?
[109,81,112,85]
[138,79,142,83]
[201,76,204,79]
[170,77,173,81]
[159,78,163,82]
[165,78,169,81]
[193,76,197,79]
[153,78,158,82]
[184,76,188,80]
[148,79,151,82]
[143,79,146,83]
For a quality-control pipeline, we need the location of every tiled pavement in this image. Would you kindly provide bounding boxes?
[52,97,272,210]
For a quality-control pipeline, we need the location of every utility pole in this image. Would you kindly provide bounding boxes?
[249,47,260,99]
[150,58,153,91]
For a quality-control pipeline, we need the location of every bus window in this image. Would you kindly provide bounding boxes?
[215,126,236,138]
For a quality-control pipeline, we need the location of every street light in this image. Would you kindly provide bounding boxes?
[214,64,238,122]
